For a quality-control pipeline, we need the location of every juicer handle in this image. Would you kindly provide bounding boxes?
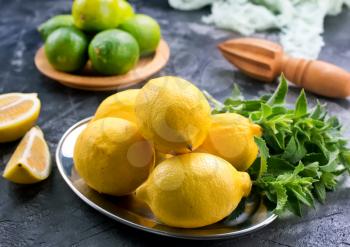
[282,56,350,98]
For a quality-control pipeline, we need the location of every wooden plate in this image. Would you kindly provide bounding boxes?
[34,39,170,91]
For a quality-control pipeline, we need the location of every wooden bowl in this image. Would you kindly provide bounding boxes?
[34,39,170,91]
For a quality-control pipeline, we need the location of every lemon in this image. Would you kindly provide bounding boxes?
[88,29,139,75]
[92,89,139,123]
[38,15,74,41]
[136,153,252,228]
[118,0,135,24]
[3,127,51,184]
[197,113,262,171]
[45,27,88,72]
[135,76,211,154]
[72,0,120,32]
[119,14,161,56]
[74,117,155,196]
[154,151,173,165]
[0,93,41,143]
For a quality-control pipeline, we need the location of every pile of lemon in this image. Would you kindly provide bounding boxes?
[74,76,262,228]
[39,0,161,75]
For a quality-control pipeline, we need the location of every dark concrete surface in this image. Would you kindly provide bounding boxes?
[1,0,350,246]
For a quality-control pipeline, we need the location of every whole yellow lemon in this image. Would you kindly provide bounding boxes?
[135,76,211,154]
[197,113,262,171]
[74,117,155,196]
[92,89,139,123]
[136,153,252,228]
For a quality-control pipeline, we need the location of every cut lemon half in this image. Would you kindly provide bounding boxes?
[3,126,51,184]
[0,93,41,143]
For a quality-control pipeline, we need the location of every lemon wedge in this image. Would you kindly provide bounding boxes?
[0,93,41,143]
[3,126,51,184]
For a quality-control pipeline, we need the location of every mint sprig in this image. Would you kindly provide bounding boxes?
[211,75,350,216]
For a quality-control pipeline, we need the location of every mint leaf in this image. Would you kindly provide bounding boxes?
[340,151,350,173]
[267,74,288,106]
[286,191,302,216]
[274,184,287,214]
[295,90,307,117]
[282,135,307,163]
[255,137,269,179]
[231,83,244,101]
[212,74,350,216]
[314,181,326,203]
[310,101,327,120]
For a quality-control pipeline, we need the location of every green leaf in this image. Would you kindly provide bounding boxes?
[320,150,339,173]
[314,181,326,203]
[310,101,327,120]
[267,74,288,106]
[266,157,295,175]
[274,184,288,214]
[255,137,270,179]
[292,162,305,176]
[261,103,272,119]
[302,153,327,165]
[286,190,302,216]
[340,151,350,173]
[290,186,313,207]
[231,84,244,101]
[282,135,307,163]
[301,162,320,178]
[211,74,350,216]
[321,172,337,190]
[295,90,308,117]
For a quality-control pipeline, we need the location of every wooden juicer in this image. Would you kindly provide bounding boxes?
[218,38,350,98]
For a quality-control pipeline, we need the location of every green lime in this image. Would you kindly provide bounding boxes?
[117,0,135,24]
[45,27,88,72]
[88,29,139,75]
[72,0,120,32]
[38,15,74,41]
[119,14,161,56]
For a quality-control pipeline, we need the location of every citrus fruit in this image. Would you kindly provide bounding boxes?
[0,93,41,143]
[135,76,211,154]
[197,113,262,171]
[136,153,252,228]
[92,89,139,123]
[72,0,120,32]
[154,151,173,165]
[3,127,51,184]
[74,117,155,196]
[38,15,74,40]
[88,29,139,75]
[118,0,135,24]
[119,14,161,56]
[45,27,88,72]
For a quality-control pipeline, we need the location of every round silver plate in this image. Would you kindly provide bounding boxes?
[56,117,278,240]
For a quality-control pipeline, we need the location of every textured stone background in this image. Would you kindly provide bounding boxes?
[1,0,350,246]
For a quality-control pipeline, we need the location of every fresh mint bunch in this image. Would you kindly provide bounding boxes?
[210,75,350,216]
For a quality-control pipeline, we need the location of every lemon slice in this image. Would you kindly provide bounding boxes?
[0,93,41,143]
[3,127,51,184]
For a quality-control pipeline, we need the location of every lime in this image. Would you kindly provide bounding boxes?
[38,15,74,41]
[119,14,161,56]
[72,0,120,32]
[88,29,139,75]
[45,27,88,72]
[117,0,135,24]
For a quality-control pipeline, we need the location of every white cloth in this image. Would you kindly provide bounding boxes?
[169,0,350,59]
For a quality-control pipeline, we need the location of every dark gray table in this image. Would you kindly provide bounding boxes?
[1,1,350,246]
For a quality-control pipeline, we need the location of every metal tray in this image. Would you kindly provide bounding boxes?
[56,117,277,240]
